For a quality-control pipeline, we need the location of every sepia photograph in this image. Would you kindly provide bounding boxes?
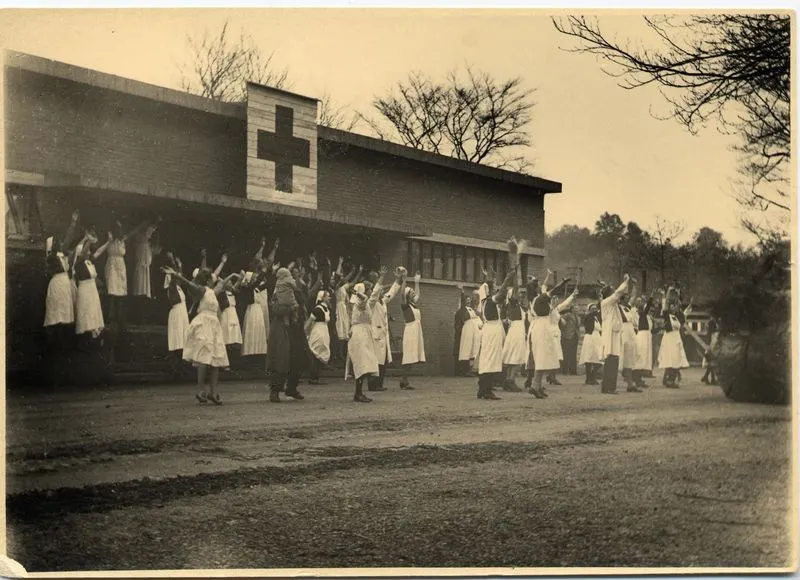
[1,5,796,574]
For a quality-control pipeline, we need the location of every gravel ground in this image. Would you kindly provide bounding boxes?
[5,370,796,572]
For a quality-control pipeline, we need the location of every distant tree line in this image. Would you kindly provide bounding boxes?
[545,213,784,307]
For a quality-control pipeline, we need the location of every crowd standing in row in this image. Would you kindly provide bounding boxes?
[43,213,714,404]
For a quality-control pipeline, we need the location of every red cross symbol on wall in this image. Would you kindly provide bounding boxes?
[256,105,311,193]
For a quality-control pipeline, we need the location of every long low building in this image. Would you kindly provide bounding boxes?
[4,50,562,383]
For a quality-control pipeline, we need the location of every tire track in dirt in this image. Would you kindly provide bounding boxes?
[8,413,786,522]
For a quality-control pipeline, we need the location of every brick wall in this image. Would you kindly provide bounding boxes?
[318,143,546,246]
[5,68,246,197]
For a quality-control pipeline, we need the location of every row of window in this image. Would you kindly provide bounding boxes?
[402,239,540,284]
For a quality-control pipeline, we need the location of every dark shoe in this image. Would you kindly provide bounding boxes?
[502,381,523,392]
[477,390,486,399]
[700,376,709,384]
[196,391,208,404]
[269,391,281,403]
[484,391,501,400]
[666,383,680,389]
[354,394,372,403]
[400,384,415,390]
[626,386,643,393]
[284,390,305,400]
[529,388,546,399]
[207,393,223,405]
[587,379,599,386]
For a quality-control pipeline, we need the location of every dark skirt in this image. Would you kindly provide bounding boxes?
[289,321,309,373]
[267,321,291,375]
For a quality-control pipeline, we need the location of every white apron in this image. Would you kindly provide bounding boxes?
[219,292,243,346]
[579,329,603,365]
[308,304,332,364]
[551,310,564,361]
[658,315,689,369]
[241,289,267,356]
[348,301,379,379]
[402,305,426,365]
[477,319,505,374]
[502,319,528,365]
[531,314,560,372]
[44,268,75,327]
[458,309,481,361]
[634,316,654,371]
[183,288,229,368]
[620,321,637,369]
[104,239,128,297]
[335,286,351,340]
[168,286,190,352]
[371,299,391,365]
[75,261,104,335]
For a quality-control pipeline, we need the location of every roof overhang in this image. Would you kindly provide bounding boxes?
[5,169,431,237]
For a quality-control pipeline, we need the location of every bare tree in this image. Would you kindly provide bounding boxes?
[647,215,685,286]
[179,21,290,102]
[359,66,535,172]
[317,91,358,131]
[552,14,790,219]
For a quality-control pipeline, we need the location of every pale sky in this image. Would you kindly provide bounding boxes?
[0,8,776,245]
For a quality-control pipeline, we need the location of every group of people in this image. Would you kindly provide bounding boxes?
[42,213,714,404]
[42,210,428,403]
[453,251,711,400]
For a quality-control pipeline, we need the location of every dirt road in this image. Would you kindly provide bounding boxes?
[5,369,795,572]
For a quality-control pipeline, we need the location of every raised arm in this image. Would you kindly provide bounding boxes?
[92,232,113,260]
[213,252,228,279]
[412,272,421,303]
[121,219,152,243]
[231,270,246,293]
[491,270,517,302]
[264,237,279,269]
[338,262,357,289]
[547,276,571,297]
[382,269,404,304]
[199,248,208,272]
[162,266,206,302]
[557,287,580,312]
[604,274,630,305]
[368,266,389,305]
[541,269,553,294]
[61,210,80,252]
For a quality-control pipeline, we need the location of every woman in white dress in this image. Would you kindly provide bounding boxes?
[457,288,483,375]
[132,217,161,298]
[657,287,690,388]
[528,277,578,399]
[42,211,84,384]
[74,234,104,337]
[218,272,244,360]
[162,264,238,405]
[306,290,332,385]
[632,294,655,388]
[547,295,565,386]
[334,259,361,362]
[502,283,528,391]
[399,272,425,390]
[238,237,279,359]
[475,270,516,400]
[579,303,604,385]
[91,219,154,328]
[347,267,389,402]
